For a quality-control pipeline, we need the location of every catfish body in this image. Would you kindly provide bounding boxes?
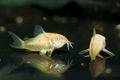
[89,34,105,60]
[9,25,73,56]
[79,28,115,60]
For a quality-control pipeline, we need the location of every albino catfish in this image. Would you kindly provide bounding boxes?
[79,28,115,60]
[9,25,73,56]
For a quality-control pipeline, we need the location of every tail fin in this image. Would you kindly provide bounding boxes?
[8,32,24,49]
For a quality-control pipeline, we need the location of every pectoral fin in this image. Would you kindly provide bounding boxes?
[102,49,115,56]
[97,54,104,58]
[39,50,47,56]
[79,49,89,55]
[84,55,90,58]
[39,48,54,57]
[47,47,54,57]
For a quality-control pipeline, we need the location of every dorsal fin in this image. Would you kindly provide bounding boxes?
[93,27,96,36]
[33,25,45,36]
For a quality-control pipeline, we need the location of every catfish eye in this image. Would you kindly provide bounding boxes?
[56,70,60,72]
[55,37,59,40]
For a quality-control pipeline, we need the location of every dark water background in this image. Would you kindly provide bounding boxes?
[0,0,120,80]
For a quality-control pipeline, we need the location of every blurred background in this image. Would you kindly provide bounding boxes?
[0,0,120,80]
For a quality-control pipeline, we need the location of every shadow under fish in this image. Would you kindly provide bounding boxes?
[21,53,72,75]
[89,56,112,79]
[89,57,105,79]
